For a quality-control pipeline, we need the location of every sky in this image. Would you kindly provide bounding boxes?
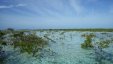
[0,0,113,29]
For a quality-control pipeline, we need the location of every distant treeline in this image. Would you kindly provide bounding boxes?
[1,28,113,32]
[33,28,113,32]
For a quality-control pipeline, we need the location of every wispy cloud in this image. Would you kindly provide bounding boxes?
[16,4,26,7]
[0,0,113,29]
[0,5,13,8]
[0,4,26,9]
[68,0,84,15]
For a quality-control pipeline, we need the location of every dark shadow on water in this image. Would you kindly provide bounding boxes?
[93,45,113,64]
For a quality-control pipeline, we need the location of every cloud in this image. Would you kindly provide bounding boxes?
[0,5,13,8]
[68,0,84,15]
[0,4,26,9]
[16,4,26,7]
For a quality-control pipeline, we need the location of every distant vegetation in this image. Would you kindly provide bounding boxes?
[31,28,113,32]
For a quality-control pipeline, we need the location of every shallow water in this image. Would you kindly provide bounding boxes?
[2,31,113,64]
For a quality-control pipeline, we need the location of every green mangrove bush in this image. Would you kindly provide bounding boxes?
[0,29,49,57]
[81,33,95,49]
[12,32,48,56]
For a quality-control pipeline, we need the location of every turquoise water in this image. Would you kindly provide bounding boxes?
[2,31,113,64]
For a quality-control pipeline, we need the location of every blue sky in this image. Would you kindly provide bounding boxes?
[0,0,113,29]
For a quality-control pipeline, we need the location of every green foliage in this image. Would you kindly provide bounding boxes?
[7,28,14,32]
[0,31,5,38]
[97,40,111,48]
[0,41,7,46]
[0,29,48,57]
[14,41,33,54]
[81,33,95,49]
[13,32,48,56]
[13,31,24,38]
[81,33,95,38]
[0,30,7,46]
